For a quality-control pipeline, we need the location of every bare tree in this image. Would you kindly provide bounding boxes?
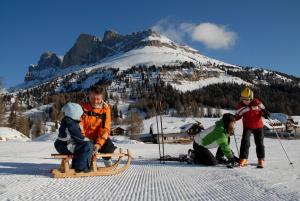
[0,96,5,126]
[17,115,30,137]
[31,118,44,138]
[125,111,143,140]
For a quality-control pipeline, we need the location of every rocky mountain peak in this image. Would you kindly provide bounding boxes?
[103,30,122,41]
[37,51,62,69]
[61,33,112,67]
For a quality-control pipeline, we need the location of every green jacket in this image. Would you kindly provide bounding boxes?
[194,120,233,159]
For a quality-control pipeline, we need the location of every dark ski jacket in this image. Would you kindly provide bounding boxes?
[55,116,89,152]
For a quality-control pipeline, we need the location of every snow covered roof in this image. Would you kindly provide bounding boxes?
[264,119,285,130]
[147,117,202,135]
[270,113,289,123]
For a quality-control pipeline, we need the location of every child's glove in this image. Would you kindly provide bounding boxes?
[83,137,90,141]
[262,109,271,119]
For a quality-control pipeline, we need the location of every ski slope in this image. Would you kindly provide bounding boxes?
[0,120,300,200]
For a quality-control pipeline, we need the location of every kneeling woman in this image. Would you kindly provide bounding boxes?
[193,113,237,166]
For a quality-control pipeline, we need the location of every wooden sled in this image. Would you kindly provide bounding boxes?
[51,148,132,178]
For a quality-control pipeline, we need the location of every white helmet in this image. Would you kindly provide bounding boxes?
[61,102,83,121]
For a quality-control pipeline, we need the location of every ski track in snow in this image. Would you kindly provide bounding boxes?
[0,160,298,201]
[0,141,299,201]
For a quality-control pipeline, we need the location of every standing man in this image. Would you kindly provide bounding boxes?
[80,85,116,167]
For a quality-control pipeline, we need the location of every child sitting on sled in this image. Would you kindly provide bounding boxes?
[192,113,239,167]
[54,102,93,173]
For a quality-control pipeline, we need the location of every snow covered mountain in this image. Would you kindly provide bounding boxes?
[10,29,239,91]
[10,28,297,95]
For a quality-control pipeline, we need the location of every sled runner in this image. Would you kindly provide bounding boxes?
[51,148,132,178]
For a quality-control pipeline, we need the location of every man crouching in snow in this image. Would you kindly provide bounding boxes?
[80,85,117,167]
[192,113,239,167]
[54,102,93,173]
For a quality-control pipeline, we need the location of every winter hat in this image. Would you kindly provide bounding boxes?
[61,102,83,121]
[240,87,253,100]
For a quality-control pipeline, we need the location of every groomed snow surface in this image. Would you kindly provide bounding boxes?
[0,119,300,201]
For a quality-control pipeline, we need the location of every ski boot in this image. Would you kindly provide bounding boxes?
[187,149,195,164]
[257,159,265,168]
[239,159,248,167]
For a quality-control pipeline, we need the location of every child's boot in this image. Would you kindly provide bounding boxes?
[239,159,248,167]
[257,158,265,168]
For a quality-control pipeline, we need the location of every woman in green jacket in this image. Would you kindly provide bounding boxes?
[193,113,238,166]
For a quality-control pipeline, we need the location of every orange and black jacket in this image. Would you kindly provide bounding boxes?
[80,100,111,146]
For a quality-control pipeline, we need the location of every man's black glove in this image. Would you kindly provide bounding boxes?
[262,109,271,119]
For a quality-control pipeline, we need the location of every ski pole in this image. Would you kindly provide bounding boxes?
[155,102,162,163]
[159,101,165,164]
[233,132,240,156]
[268,118,294,168]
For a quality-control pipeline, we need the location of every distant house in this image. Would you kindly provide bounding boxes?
[110,126,126,136]
[285,116,300,134]
[264,115,300,137]
[150,121,204,144]
[264,119,285,133]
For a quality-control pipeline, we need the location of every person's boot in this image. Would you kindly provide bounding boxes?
[104,159,112,167]
[239,159,248,167]
[187,149,195,164]
[257,158,265,168]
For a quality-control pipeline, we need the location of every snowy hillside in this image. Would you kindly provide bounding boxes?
[0,127,30,142]
[0,118,299,200]
[23,104,52,118]
[167,74,251,92]
[11,45,235,91]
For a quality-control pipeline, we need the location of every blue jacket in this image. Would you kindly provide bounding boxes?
[56,117,89,153]
[55,116,93,170]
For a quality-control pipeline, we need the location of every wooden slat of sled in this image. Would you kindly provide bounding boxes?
[51,149,132,178]
[51,153,126,158]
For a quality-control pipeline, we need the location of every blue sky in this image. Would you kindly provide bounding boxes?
[0,0,299,88]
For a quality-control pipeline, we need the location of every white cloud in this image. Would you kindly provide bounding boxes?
[152,19,237,50]
[190,23,237,49]
[151,18,185,43]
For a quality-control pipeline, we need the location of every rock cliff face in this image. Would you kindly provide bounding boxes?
[22,28,212,83]
[24,51,62,81]
[102,30,124,47]
[37,51,62,69]
[61,34,114,67]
